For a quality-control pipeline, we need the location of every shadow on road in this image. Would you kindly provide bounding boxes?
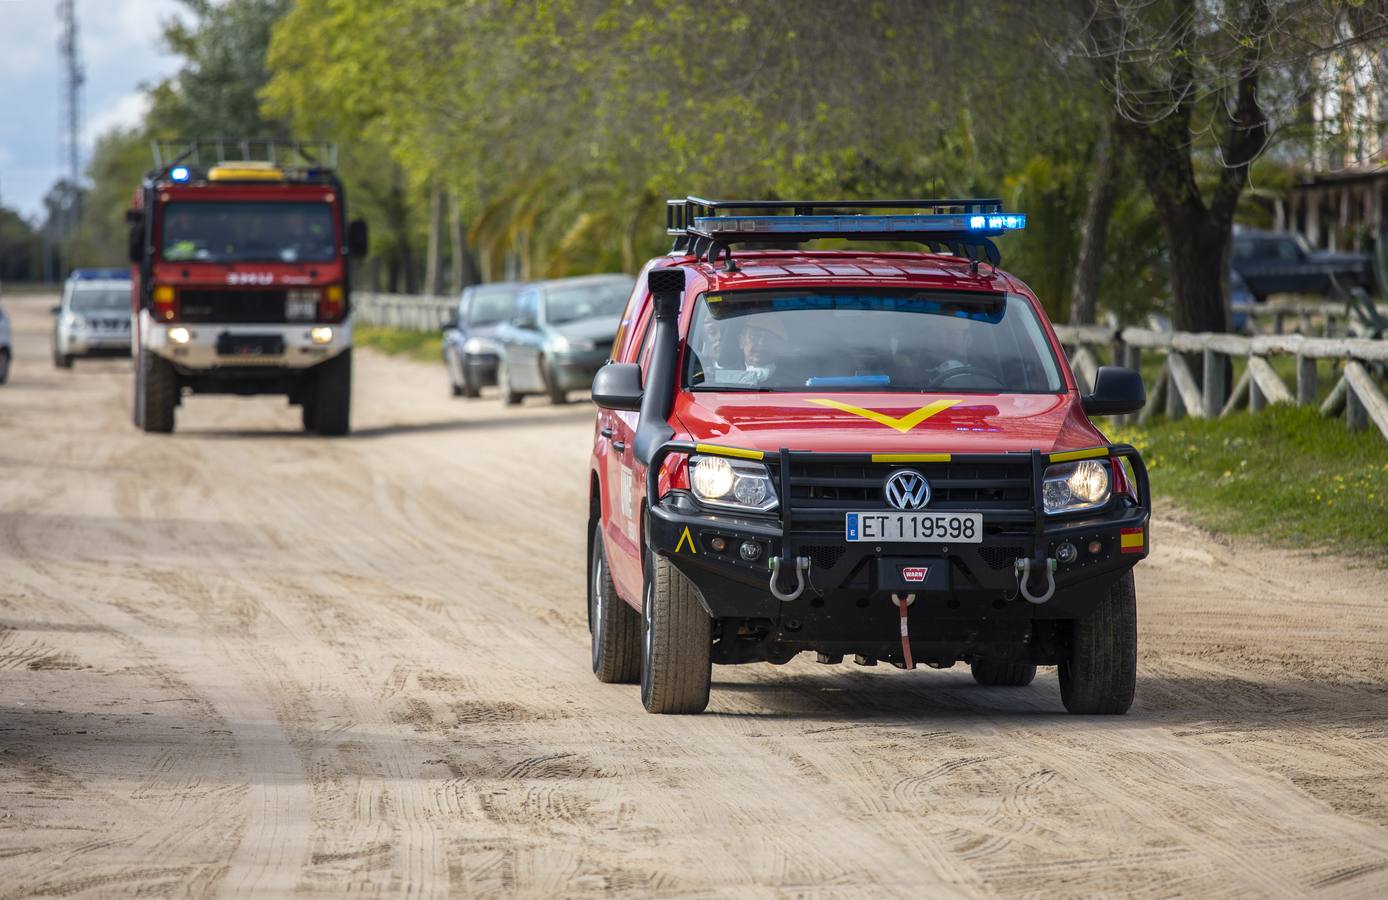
[174,405,596,441]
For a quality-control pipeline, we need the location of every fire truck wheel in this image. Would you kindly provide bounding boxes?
[1059,569,1137,715]
[969,659,1037,686]
[312,349,351,436]
[589,521,640,684]
[640,547,712,714]
[300,392,317,431]
[136,349,176,434]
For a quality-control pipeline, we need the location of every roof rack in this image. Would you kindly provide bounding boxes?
[152,138,338,170]
[665,196,1025,272]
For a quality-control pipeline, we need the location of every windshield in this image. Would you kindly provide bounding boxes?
[467,284,522,325]
[69,288,128,312]
[684,289,1064,393]
[544,281,630,325]
[160,201,337,263]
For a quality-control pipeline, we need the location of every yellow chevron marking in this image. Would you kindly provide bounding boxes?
[675,526,698,554]
[694,443,764,460]
[806,397,964,433]
[1049,447,1109,463]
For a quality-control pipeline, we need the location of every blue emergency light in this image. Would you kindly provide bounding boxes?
[170,166,191,182]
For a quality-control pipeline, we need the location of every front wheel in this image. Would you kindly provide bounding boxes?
[0,348,10,384]
[53,345,72,369]
[309,350,351,436]
[589,522,640,684]
[498,361,523,406]
[640,550,712,714]
[541,360,567,405]
[1059,570,1137,714]
[135,348,176,433]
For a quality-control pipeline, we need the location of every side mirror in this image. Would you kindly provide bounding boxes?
[1082,366,1145,416]
[347,219,369,257]
[128,222,144,263]
[592,362,643,411]
[441,311,459,331]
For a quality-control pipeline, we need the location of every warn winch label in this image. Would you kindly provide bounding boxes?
[902,566,929,583]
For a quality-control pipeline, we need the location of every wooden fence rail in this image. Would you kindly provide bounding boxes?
[352,292,455,331]
[1052,324,1388,442]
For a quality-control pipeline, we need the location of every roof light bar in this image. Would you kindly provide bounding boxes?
[691,212,1026,238]
[170,166,191,182]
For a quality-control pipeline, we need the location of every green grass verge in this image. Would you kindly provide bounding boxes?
[1109,406,1388,561]
[354,326,444,364]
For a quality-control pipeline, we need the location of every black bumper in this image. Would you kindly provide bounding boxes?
[644,443,1150,664]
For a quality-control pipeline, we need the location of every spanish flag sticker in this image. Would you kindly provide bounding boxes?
[1120,527,1145,554]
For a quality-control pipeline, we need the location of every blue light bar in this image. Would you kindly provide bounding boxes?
[691,212,1025,238]
[70,268,130,281]
[170,166,190,182]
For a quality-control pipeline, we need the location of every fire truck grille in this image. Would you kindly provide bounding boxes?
[785,459,1034,518]
[180,290,289,323]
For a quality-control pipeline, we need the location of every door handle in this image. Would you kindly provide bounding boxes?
[600,426,614,439]
[612,440,626,453]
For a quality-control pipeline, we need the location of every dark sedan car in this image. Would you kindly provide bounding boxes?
[1232,228,1374,301]
[495,274,635,405]
[442,281,526,397]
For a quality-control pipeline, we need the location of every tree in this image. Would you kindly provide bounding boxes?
[1079,0,1388,333]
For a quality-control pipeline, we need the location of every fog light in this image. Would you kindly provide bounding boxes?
[740,541,761,562]
[168,326,191,344]
[709,536,727,553]
[1056,542,1077,564]
[310,326,334,345]
[1088,540,1104,556]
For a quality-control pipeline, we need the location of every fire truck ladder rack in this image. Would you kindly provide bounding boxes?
[151,138,338,172]
[665,196,1025,272]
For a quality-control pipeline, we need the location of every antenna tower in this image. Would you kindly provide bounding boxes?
[58,0,84,190]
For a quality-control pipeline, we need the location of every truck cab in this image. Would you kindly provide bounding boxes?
[127,140,368,434]
[587,197,1150,715]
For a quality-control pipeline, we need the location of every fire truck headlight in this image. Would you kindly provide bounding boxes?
[310,326,334,345]
[168,326,191,345]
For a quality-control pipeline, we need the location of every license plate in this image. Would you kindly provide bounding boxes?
[845,512,983,543]
[216,333,284,357]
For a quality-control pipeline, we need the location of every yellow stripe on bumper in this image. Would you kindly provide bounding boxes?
[870,453,952,463]
[1049,447,1109,463]
[693,443,765,460]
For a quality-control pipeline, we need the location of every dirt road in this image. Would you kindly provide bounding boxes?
[2,292,1388,897]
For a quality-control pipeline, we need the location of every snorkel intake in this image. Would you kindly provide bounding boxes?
[633,267,685,465]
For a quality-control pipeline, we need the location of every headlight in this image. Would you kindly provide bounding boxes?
[1042,459,1111,514]
[689,455,778,513]
[547,335,595,353]
[64,313,85,330]
[168,326,192,344]
[463,336,498,355]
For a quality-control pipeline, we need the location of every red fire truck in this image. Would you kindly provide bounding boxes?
[127,140,368,434]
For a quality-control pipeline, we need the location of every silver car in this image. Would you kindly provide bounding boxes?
[494,274,635,405]
[53,270,133,367]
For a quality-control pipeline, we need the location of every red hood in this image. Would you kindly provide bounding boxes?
[672,391,1106,454]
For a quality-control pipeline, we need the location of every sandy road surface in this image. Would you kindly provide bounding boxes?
[2,292,1388,898]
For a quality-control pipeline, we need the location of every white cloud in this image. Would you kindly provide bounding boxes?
[84,90,151,144]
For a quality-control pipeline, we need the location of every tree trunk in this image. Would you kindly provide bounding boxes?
[448,193,475,293]
[1069,126,1120,325]
[425,188,443,296]
[1164,218,1231,334]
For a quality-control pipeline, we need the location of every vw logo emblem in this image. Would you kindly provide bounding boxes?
[884,469,931,510]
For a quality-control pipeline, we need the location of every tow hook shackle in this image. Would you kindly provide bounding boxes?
[768,555,811,602]
[1014,556,1057,605]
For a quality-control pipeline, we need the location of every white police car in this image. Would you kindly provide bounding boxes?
[54,269,133,367]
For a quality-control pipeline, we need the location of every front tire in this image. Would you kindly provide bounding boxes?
[970,659,1037,686]
[54,345,72,369]
[0,348,10,383]
[498,361,523,406]
[309,350,351,436]
[1059,570,1137,714]
[135,349,176,433]
[640,550,712,714]
[541,360,567,405]
[589,523,640,684]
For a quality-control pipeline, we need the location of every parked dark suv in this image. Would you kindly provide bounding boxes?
[1232,227,1373,302]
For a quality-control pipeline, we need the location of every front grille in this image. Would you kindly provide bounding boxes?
[786,460,1033,513]
[979,546,1025,569]
[180,289,288,323]
[802,545,847,570]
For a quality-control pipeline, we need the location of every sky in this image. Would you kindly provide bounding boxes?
[0,0,189,221]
